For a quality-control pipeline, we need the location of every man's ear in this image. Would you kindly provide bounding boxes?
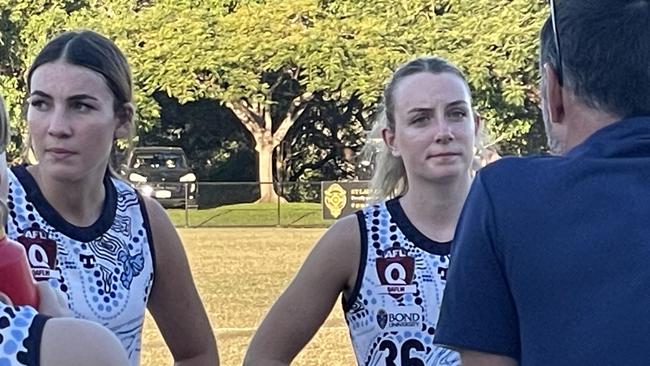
[114,103,134,140]
[381,128,400,157]
[543,63,565,125]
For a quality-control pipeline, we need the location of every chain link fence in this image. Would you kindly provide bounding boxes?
[160,181,349,228]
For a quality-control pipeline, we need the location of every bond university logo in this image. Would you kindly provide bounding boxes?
[324,183,347,218]
[376,307,422,330]
[17,228,61,280]
[376,246,416,298]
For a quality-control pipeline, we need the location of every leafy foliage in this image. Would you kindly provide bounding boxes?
[0,0,550,182]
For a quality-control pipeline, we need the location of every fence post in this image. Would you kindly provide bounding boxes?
[184,183,189,228]
[276,181,282,227]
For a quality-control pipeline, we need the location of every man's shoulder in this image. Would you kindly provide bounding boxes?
[477,154,564,196]
[482,154,559,177]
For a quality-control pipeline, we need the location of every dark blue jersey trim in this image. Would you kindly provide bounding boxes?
[342,210,369,312]
[11,165,117,242]
[136,191,156,298]
[23,313,50,366]
[385,198,452,255]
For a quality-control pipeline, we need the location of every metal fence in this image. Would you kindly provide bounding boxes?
[163,181,340,228]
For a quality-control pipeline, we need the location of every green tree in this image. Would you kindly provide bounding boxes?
[1,0,550,196]
[323,0,548,153]
[0,0,89,158]
[210,0,549,202]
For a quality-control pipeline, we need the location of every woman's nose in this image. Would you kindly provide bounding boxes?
[434,125,455,144]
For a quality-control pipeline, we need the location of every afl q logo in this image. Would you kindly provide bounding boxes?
[28,244,50,269]
[376,249,416,298]
[324,183,347,218]
[17,228,61,280]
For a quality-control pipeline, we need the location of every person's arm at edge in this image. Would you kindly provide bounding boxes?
[0,283,71,318]
[243,214,361,366]
[2,290,128,366]
[41,318,129,366]
[143,196,219,366]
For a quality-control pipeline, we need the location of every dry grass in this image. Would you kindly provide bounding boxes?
[140,228,355,366]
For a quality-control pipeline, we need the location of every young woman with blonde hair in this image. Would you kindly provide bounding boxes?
[245,56,481,366]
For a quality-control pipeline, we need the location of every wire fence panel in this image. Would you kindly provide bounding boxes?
[160,181,370,228]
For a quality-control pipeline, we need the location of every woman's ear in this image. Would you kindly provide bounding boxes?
[381,127,400,157]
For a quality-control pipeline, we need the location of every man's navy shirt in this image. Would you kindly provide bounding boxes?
[434,117,650,365]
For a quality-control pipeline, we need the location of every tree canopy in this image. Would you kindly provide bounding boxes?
[0,0,549,193]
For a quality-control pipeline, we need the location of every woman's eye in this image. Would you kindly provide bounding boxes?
[29,100,47,110]
[72,102,93,112]
[411,116,427,124]
[449,110,467,119]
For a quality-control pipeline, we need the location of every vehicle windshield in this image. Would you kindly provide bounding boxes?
[131,151,188,169]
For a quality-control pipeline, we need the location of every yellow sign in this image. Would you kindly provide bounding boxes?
[323,183,347,219]
[321,181,372,220]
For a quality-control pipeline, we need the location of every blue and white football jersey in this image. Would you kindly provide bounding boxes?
[344,198,459,366]
[6,165,155,366]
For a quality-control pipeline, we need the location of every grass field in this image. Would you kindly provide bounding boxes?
[166,203,335,228]
[140,228,355,366]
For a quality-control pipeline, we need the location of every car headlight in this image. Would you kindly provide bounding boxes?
[139,185,154,197]
[129,173,147,183]
[179,173,196,182]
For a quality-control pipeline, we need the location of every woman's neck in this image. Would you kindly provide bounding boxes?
[399,174,472,242]
[27,165,106,227]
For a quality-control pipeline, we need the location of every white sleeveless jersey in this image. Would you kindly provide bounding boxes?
[6,165,155,366]
[344,199,459,366]
[0,305,48,366]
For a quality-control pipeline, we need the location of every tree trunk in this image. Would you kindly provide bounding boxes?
[227,99,307,204]
[255,131,282,203]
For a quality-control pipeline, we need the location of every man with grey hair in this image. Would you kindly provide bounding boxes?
[434,0,650,364]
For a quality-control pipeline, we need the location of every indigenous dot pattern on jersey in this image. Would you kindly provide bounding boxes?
[6,166,154,366]
[344,199,459,366]
[0,305,46,366]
